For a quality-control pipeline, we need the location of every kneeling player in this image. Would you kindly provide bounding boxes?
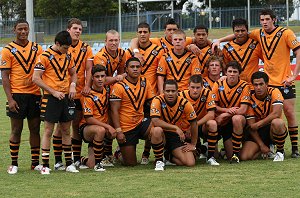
[110,57,155,166]
[179,75,219,165]
[79,65,116,171]
[150,80,198,171]
[240,72,287,161]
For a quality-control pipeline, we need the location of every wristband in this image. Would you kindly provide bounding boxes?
[70,82,76,87]
[116,128,122,133]
[133,48,140,54]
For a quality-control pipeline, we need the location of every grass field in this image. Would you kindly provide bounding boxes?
[0,83,299,198]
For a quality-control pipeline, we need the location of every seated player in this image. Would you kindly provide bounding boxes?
[240,72,287,161]
[150,79,198,171]
[179,75,219,165]
[110,57,155,166]
[79,65,117,171]
[212,61,251,163]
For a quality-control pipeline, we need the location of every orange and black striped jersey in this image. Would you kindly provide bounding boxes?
[157,50,201,91]
[34,47,75,95]
[80,87,109,126]
[212,79,251,108]
[93,47,126,77]
[0,41,43,95]
[69,40,93,99]
[249,26,300,86]
[197,44,212,77]
[222,38,263,83]
[179,89,216,121]
[125,44,164,95]
[203,76,217,91]
[110,77,155,132]
[150,37,193,53]
[150,94,197,132]
[246,87,283,121]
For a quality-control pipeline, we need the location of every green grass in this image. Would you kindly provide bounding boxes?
[0,83,299,198]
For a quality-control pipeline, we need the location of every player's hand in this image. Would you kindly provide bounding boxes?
[175,127,185,141]
[68,86,76,99]
[134,52,145,65]
[227,107,239,115]
[53,91,65,100]
[182,143,196,153]
[185,131,191,140]
[115,75,124,82]
[81,85,91,96]
[188,44,201,56]
[249,123,259,131]
[8,99,19,113]
[260,144,271,158]
[116,132,126,144]
[220,75,227,81]
[282,76,294,87]
[107,126,117,139]
[211,40,221,54]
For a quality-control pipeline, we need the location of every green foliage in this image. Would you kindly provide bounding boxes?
[0,0,25,20]
[35,0,72,18]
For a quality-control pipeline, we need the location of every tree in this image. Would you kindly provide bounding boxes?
[0,0,25,21]
[35,0,71,18]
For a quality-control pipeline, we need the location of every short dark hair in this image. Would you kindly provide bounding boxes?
[137,22,150,32]
[251,71,269,84]
[163,79,178,91]
[193,25,208,34]
[125,57,141,67]
[67,18,82,29]
[189,75,203,85]
[232,18,248,31]
[54,30,72,46]
[260,8,276,19]
[14,19,29,29]
[164,18,179,29]
[225,60,242,74]
[92,64,106,75]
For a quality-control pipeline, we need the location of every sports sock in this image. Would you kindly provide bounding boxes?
[273,130,288,153]
[63,144,72,167]
[10,140,20,166]
[93,140,104,164]
[232,132,242,156]
[207,130,218,158]
[42,149,50,168]
[72,138,82,163]
[288,126,298,152]
[152,141,164,162]
[103,137,113,157]
[31,146,40,167]
[53,135,63,163]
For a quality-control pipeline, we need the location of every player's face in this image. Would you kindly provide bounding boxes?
[105,33,120,51]
[233,25,248,43]
[92,71,106,89]
[226,66,240,85]
[253,78,268,97]
[260,15,276,32]
[126,61,141,78]
[194,29,208,46]
[58,44,70,54]
[164,84,178,104]
[188,82,202,99]
[208,60,221,77]
[172,33,186,51]
[137,28,150,44]
[67,24,82,42]
[165,24,178,41]
[14,23,29,41]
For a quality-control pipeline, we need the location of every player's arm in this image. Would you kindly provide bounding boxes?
[110,100,126,143]
[247,118,270,155]
[85,116,116,137]
[182,119,198,152]
[68,66,77,100]
[249,104,283,131]
[286,48,300,84]
[81,59,93,96]
[235,103,249,115]
[157,76,165,95]
[151,117,185,141]
[1,69,19,113]
[197,110,215,126]
[211,34,235,53]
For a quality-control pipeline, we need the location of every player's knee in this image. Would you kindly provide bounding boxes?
[94,126,106,140]
[232,115,245,123]
[206,120,217,131]
[271,118,285,129]
[184,158,195,167]
[150,127,163,140]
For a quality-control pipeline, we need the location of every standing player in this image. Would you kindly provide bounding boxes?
[213,9,300,157]
[110,57,155,166]
[179,75,219,165]
[94,29,127,85]
[157,29,201,94]
[1,19,43,174]
[33,31,78,174]
[150,79,198,171]
[212,61,251,163]
[203,55,223,91]
[79,65,116,171]
[222,18,263,83]
[52,18,94,170]
[240,72,287,161]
